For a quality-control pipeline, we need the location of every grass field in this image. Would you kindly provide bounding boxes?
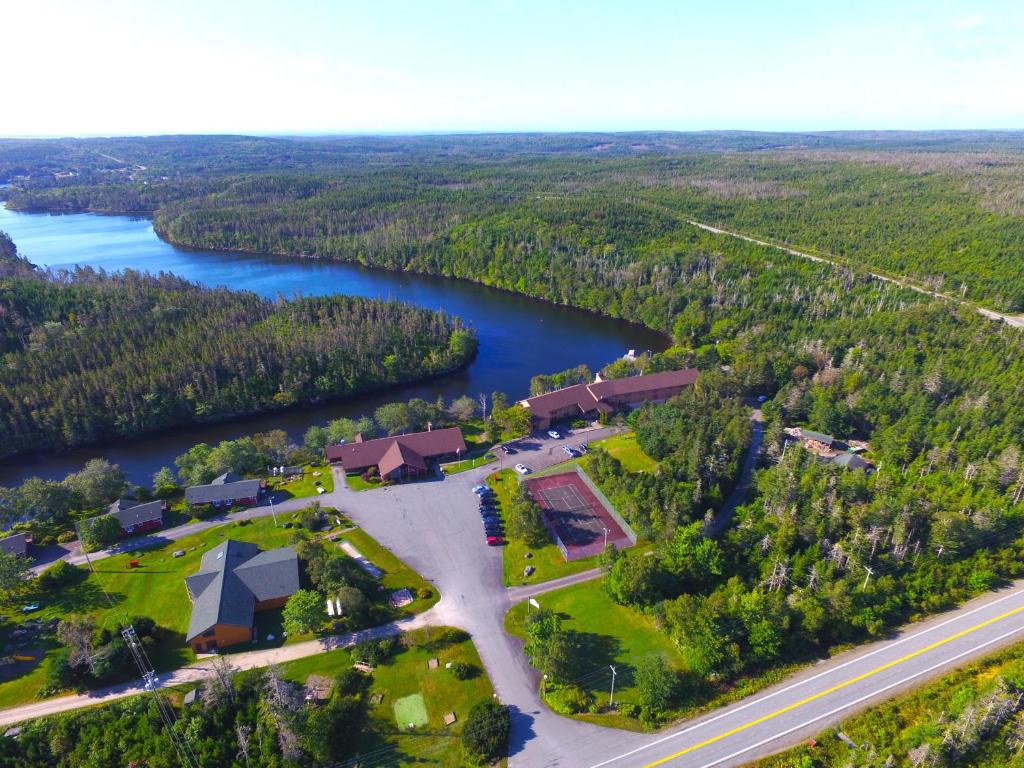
[589,433,658,473]
[505,578,800,732]
[339,528,440,616]
[344,471,383,491]
[505,578,686,729]
[394,692,429,727]
[266,463,334,499]
[262,626,499,767]
[0,514,435,709]
[487,469,599,587]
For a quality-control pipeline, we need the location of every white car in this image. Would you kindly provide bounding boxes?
[514,463,531,475]
[547,429,561,439]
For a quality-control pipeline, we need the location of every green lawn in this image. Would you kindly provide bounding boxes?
[441,451,497,475]
[270,626,500,767]
[506,579,686,729]
[266,463,334,500]
[345,472,383,491]
[488,469,600,587]
[588,433,658,473]
[505,578,800,731]
[339,528,440,616]
[0,513,435,709]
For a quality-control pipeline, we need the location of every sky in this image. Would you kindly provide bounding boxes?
[4,0,1023,136]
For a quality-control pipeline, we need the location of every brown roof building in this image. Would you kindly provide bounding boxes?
[326,427,467,481]
[519,368,699,429]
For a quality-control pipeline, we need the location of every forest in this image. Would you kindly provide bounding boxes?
[0,235,475,456]
[4,132,1024,310]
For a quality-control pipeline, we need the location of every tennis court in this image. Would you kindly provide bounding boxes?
[525,469,634,560]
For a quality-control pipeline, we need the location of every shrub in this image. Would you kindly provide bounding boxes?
[352,637,397,666]
[335,668,368,697]
[619,702,640,718]
[461,700,509,763]
[547,684,594,715]
[56,531,77,544]
[78,514,122,552]
[37,560,84,590]
[417,587,433,600]
[299,505,326,531]
[448,661,478,680]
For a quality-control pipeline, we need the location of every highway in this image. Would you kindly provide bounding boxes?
[569,583,1024,768]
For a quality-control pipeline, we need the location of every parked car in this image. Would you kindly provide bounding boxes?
[547,429,561,439]
[576,444,588,454]
[562,445,576,456]
[757,395,768,403]
[21,604,40,613]
[472,485,489,494]
[501,444,517,455]
[486,536,506,546]
[514,463,531,474]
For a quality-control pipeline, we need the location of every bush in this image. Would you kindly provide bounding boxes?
[547,684,594,715]
[56,531,77,544]
[352,637,397,666]
[37,560,85,589]
[461,700,509,763]
[335,668,368,697]
[619,702,640,718]
[417,587,433,600]
[78,514,122,552]
[299,505,326,531]
[448,661,479,680]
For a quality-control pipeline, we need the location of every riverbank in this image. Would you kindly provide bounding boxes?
[0,207,666,485]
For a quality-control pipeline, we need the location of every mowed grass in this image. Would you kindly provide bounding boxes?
[266,463,334,499]
[339,528,440,616]
[505,578,686,730]
[0,514,435,708]
[588,433,658,473]
[488,469,599,587]
[271,627,499,767]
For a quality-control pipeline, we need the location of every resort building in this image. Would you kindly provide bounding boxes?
[185,472,263,508]
[325,426,467,481]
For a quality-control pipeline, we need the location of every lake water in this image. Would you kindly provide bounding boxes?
[0,207,667,485]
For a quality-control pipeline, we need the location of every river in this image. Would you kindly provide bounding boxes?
[0,207,667,485]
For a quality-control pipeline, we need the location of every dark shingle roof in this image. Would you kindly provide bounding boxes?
[378,441,427,477]
[185,540,299,642]
[326,427,466,470]
[106,498,164,529]
[801,429,834,446]
[520,368,699,420]
[588,368,700,398]
[832,453,872,470]
[0,533,27,557]
[185,477,262,505]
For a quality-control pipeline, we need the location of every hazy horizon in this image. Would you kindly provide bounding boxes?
[5,0,1023,137]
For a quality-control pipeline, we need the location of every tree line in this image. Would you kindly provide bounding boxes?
[0,234,476,457]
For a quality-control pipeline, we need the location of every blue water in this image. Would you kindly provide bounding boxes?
[0,207,666,484]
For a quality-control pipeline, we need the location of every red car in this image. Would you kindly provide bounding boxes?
[486,536,506,546]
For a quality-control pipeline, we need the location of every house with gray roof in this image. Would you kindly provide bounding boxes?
[81,497,166,539]
[0,533,29,558]
[184,539,300,653]
[185,472,263,508]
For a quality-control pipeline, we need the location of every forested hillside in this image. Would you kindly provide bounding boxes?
[5,133,1024,310]
[0,235,475,456]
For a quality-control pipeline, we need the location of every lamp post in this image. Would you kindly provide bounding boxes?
[542,674,548,697]
[609,665,617,707]
[269,497,278,526]
[603,526,609,549]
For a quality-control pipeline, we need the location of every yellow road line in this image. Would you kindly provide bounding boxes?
[644,602,1024,767]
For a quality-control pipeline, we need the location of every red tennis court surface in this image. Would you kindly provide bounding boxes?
[525,470,633,561]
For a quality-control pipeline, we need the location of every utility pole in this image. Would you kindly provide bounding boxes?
[609,665,617,707]
[269,497,278,526]
[603,526,609,549]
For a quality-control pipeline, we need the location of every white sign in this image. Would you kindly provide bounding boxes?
[528,598,541,610]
